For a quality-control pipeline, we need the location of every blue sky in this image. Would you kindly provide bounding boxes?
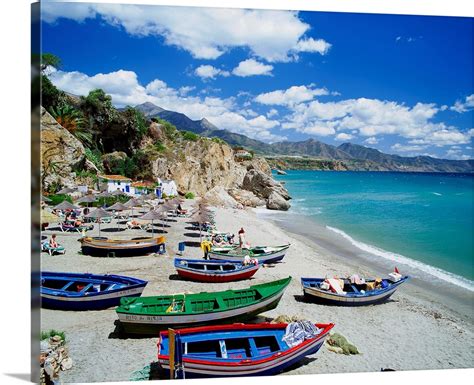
[41,2,473,159]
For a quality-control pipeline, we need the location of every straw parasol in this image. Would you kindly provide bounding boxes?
[95,191,112,199]
[57,187,76,194]
[76,195,97,208]
[106,202,129,230]
[190,210,214,241]
[53,201,80,211]
[139,209,165,235]
[124,198,142,218]
[41,195,52,203]
[41,209,60,226]
[85,208,111,237]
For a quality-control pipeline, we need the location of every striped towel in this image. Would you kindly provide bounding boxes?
[282,321,322,348]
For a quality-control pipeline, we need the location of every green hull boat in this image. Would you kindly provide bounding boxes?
[116,277,291,335]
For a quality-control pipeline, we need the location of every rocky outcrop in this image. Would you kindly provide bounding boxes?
[267,191,291,211]
[151,139,248,196]
[242,169,291,200]
[204,186,243,209]
[101,151,127,174]
[228,189,266,208]
[148,121,165,141]
[41,107,85,190]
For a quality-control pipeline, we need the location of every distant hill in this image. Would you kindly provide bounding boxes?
[135,102,473,173]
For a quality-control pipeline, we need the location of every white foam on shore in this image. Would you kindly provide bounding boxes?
[326,225,474,292]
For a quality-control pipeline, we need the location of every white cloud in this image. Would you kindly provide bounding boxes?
[364,137,379,145]
[451,94,474,113]
[195,65,230,79]
[444,147,472,160]
[391,143,427,153]
[335,132,354,141]
[294,38,331,55]
[232,59,273,77]
[42,3,331,63]
[47,67,285,142]
[267,108,279,118]
[255,85,329,106]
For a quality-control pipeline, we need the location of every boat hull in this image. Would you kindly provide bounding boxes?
[41,272,147,311]
[158,323,333,378]
[176,268,258,283]
[42,286,146,310]
[80,236,166,257]
[301,277,408,306]
[117,290,285,335]
[81,243,162,257]
[175,259,259,283]
[208,246,289,264]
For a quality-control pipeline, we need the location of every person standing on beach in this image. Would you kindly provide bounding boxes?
[238,228,247,248]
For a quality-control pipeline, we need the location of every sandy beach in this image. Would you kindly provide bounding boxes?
[41,200,474,383]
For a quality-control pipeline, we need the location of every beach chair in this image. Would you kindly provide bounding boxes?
[41,241,66,256]
[126,220,147,230]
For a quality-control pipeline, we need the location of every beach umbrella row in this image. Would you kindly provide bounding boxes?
[84,208,111,237]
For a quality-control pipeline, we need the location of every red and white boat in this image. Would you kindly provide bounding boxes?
[174,258,259,283]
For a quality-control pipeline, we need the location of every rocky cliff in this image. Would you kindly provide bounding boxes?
[41,107,85,190]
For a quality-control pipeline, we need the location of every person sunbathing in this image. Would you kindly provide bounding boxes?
[49,234,59,248]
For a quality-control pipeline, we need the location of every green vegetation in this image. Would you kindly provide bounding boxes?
[41,53,61,71]
[154,141,167,152]
[84,148,104,171]
[181,130,200,141]
[184,192,195,199]
[47,194,73,205]
[210,137,227,145]
[41,329,66,342]
[50,104,93,147]
[75,170,99,184]
[153,118,179,140]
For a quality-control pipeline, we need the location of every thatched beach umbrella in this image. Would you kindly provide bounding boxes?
[41,195,52,203]
[57,187,76,194]
[95,191,112,199]
[125,198,142,218]
[76,194,97,208]
[190,211,214,242]
[106,202,128,231]
[41,209,60,226]
[53,201,80,211]
[139,209,165,235]
[85,208,111,237]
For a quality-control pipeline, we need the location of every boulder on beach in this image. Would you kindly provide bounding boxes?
[228,188,266,207]
[242,169,291,200]
[266,191,291,211]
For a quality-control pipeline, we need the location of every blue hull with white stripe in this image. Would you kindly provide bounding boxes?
[301,276,409,306]
[157,322,334,378]
[41,272,148,310]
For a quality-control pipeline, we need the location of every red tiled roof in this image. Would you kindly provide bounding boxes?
[99,175,132,181]
[131,181,156,188]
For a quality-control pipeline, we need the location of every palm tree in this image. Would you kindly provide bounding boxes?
[49,105,93,147]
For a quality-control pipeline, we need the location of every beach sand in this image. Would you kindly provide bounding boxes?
[40,201,474,383]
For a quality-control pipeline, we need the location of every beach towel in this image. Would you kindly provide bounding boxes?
[349,274,365,285]
[282,321,322,348]
[327,278,346,294]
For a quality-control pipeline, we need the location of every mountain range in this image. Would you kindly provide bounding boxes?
[135,102,473,173]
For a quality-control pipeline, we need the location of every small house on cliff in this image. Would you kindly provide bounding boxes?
[158,179,178,197]
[99,175,132,193]
[130,181,158,196]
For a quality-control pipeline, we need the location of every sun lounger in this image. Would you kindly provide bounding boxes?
[126,220,148,230]
[41,241,65,256]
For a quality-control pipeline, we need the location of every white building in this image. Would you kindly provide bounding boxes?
[99,175,132,193]
[158,178,178,197]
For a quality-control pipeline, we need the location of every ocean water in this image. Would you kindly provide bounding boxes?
[273,171,474,290]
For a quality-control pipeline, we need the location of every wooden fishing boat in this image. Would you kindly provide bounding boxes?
[174,258,260,283]
[301,275,409,306]
[41,272,147,310]
[208,244,290,264]
[79,235,166,257]
[116,277,291,335]
[157,322,334,377]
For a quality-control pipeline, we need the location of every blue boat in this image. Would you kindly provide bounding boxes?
[157,322,334,377]
[41,272,148,310]
[174,258,260,283]
[301,276,409,306]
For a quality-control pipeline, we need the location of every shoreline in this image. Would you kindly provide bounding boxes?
[255,207,474,322]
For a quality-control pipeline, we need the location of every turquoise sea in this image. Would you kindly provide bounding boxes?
[273,171,474,290]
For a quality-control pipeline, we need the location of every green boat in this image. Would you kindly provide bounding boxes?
[116,277,291,335]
